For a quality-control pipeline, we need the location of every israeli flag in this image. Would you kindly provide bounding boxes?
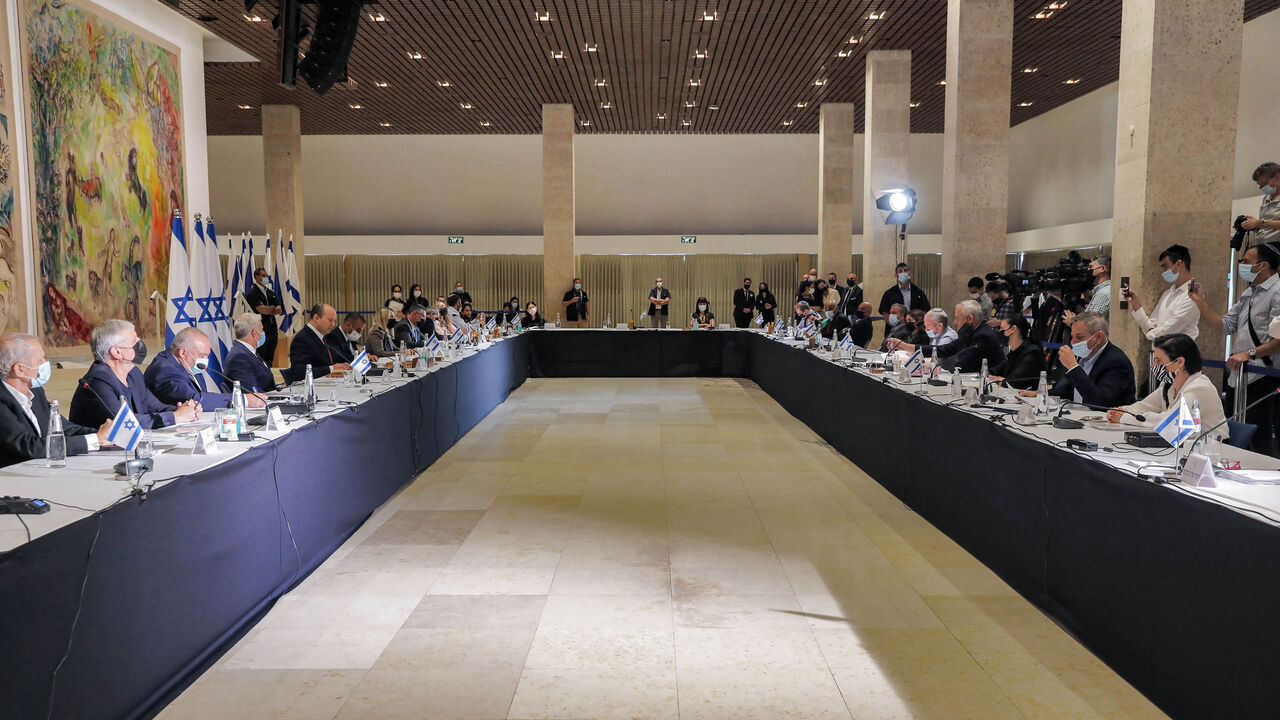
[802,321,818,338]
[904,349,924,377]
[425,334,440,354]
[450,326,464,343]
[486,315,497,330]
[754,313,765,326]
[165,209,196,346]
[107,398,143,451]
[282,238,304,336]
[1155,396,1197,447]
[839,331,854,351]
[351,350,371,375]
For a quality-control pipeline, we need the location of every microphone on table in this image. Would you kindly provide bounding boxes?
[80,381,122,417]
[81,381,155,475]
[1182,386,1280,461]
[1052,401,1145,430]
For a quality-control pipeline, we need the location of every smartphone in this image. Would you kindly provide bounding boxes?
[1119,276,1130,310]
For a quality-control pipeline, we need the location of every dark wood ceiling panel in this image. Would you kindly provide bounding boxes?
[178,0,1280,135]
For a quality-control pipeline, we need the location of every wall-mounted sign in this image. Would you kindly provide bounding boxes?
[680,236,697,244]
[447,236,465,244]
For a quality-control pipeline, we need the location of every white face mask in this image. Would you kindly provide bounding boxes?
[454,287,462,293]
[698,304,707,312]
[969,292,980,300]
[656,282,663,288]
[346,329,361,341]
[574,283,582,290]
[392,291,402,299]
[413,290,423,297]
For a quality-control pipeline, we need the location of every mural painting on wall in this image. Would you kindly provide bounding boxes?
[0,0,27,334]
[22,0,183,347]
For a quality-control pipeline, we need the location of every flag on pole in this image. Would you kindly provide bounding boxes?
[204,216,234,369]
[839,331,854,351]
[107,398,143,451]
[485,315,496,330]
[425,334,440,355]
[802,321,818,338]
[450,326,463,343]
[281,238,303,336]
[271,231,285,322]
[1155,396,1197,447]
[225,234,246,317]
[904,349,924,377]
[261,231,275,305]
[165,209,196,346]
[753,313,765,326]
[351,349,371,375]
[188,214,229,378]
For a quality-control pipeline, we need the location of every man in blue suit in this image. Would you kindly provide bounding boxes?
[144,327,266,409]
[286,302,352,384]
[224,313,279,393]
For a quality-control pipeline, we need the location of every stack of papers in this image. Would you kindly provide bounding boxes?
[1218,469,1280,485]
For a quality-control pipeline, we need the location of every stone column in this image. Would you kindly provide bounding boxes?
[1110,0,1242,368]
[818,104,855,281]
[263,105,306,296]
[940,0,1012,309]
[862,51,912,312]
[542,104,575,316]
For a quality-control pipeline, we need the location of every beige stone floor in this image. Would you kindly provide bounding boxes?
[157,377,1165,720]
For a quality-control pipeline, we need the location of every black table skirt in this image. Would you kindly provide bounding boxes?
[528,329,750,377]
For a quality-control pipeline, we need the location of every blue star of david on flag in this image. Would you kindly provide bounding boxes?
[107,398,143,451]
[171,289,197,326]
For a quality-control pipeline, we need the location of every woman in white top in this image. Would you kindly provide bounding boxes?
[1107,333,1226,431]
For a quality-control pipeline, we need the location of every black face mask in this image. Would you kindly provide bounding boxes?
[744,285,751,290]
[132,339,148,365]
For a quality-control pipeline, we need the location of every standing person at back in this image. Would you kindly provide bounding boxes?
[648,277,671,328]
[1122,244,1200,341]
[733,278,755,328]
[245,267,281,366]
[451,281,472,307]
[562,278,590,328]
[877,262,931,322]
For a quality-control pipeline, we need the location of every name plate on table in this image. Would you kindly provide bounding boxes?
[192,427,218,455]
[1179,452,1217,488]
[265,406,284,432]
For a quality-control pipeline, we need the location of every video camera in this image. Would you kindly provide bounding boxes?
[986,250,1094,308]
[1232,214,1250,250]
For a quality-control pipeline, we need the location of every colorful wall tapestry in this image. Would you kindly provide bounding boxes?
[22,0,183,347]
[0,0,26,334]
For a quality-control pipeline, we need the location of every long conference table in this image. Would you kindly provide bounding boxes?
[2,329,1279,719]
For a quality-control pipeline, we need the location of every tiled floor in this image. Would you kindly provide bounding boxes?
[158,377,1166,720]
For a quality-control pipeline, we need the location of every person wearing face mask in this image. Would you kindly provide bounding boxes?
[460,303,476,326]
[0,332,114,468]
[384,284,406,319]
[1238,162,1280,243]
[755,282,778,326]
[733,278,755,328]
[849,302,875,348]
[504,297,522,325]
[1048,311,1136,407]
[878,303,912,352]
[225,313,281,391]
[521,301,545,330]
[794,280,816,320]
[1106,333,1224,431]
[393,306,430,349]
[1190,242,1280,453]
[990,315,1044,391]
[325,313,365,363]
[904,309,929,346]
[71,319,200,429]
[1122,244,1200,341]
[451,282,472,307]
[648,277,671,328]
[691,298,717,329]
[888,301,1003,373]
[408,284,426,305]
[835,273,863,317]
[1031,279,1068,345]
[967,277,993,318]
[818,300,852,341]
[877,262,932,322]
[145,327,266,409]
[562,278,590,328]
[246,268,283,366]
[1082,255,1112,320]
[818,277,841,307]
[985,281,1019,328]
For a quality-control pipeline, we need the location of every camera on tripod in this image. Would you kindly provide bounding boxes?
[987,250,1094,307]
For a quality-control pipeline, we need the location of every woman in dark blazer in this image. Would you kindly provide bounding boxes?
[691,297,716,329]
[992,315,1046,391]
[755,283,778,325]
[519,302,544,329]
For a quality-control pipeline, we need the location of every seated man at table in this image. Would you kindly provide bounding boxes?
[144,327,265,409]
[70,319,200,429]
[0,333,113,468]
[1051,311,1137,407]
[819,300,852,341]
[849,302,875,349]
[224,313,279,393]
[325,313,364,364]
[286,303,353,384]
[886,300,1004,373]
[878,303,912,352]
[394,305,429,348]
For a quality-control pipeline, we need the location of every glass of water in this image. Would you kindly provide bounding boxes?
[136,430,155,459]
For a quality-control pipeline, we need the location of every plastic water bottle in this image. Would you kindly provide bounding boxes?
[304,364,316,408]
[231,380,247,433]
[1192,399,1202,439]
[555,312,561,328]
[950,369,961,399]
[605,312,612,329]
[1036,371,1049,415]
[979,358,989,398]
[46,400,66,468]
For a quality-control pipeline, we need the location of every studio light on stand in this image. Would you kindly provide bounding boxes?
[875,187,917,263]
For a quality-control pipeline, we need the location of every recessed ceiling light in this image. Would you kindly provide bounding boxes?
[536,10,551,21]
[1018,101,1034,107]
[708,104,720,111]
[868,11,886,20]
[579,119,591,126]
[700,10,719,21]
[349,104,363,109]
[374,81,390,88]
[583,42,598,52]
[938,79,947,86]
[1023,66,1038,73]
[795,101,809,108]
[835,49,854,58]
[1032,10,1054,19]
[681,119,691,127]
[1063,77,1082,84]
[459,102,473,109]
[550,50,565,59]
[237,104,253,110]
[684,100,697,108]
[847,35,864,44]
[378,122,392,127]
[781,120,793,126]
[479,120,491,127]
[1047,1,1068,9]
[813,78,828,86]
[600,101,613,109]
[406,51,424,60]
[243,13,264,22]
[656,112,668,120]
[367,12,387,22]
[909,101,921,108]
[689,78,701,87]
[594,79,608,87]
[693,49,709,59]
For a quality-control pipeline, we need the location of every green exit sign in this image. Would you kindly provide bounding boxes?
[447,236,465,244]
[680,235,697,244]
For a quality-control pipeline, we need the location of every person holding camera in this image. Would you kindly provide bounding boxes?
[1239,162,1280,243]
[1122,244,1200,341]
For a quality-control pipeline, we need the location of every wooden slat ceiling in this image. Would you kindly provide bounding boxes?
[182,0,1280,135]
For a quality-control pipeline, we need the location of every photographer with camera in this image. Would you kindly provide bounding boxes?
[1238,162,1280,243]
[1122,244,1200,341]
[985,280,1019,328]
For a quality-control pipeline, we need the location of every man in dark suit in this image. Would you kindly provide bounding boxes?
[224,313,278,393]
[0,333,111,468]
[144,328,265,409]
[394,305,429,348]
[732,278,756,328]
[849,302,875,349]
[244,267,282,366]
[325,313,364,364]
[71,319,200,430]
[877,262,932,321]
[286,303,352,384]
[1051,311,1137,407]
[888,300,1004,373]
[837,272,863,318]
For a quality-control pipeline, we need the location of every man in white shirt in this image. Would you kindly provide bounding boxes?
[1124,244,1200,340]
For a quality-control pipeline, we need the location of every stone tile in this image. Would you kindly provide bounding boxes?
[224,626,399,670]
[673,594,811,630]
[674,627,828,672]
[403,594,548,630]
[337,665,522,720]
[372,626,537,671]
[157,669,364,720]
[428,566,557,595]
[524,627,676,670]
[508,667,679,720]
[361,510,486,546]
[676,666,851,720]
[549,563,672,597]
[538,595,674,630]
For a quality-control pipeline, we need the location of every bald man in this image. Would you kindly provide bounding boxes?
[288,302,353,383]
[145,327,265,408]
